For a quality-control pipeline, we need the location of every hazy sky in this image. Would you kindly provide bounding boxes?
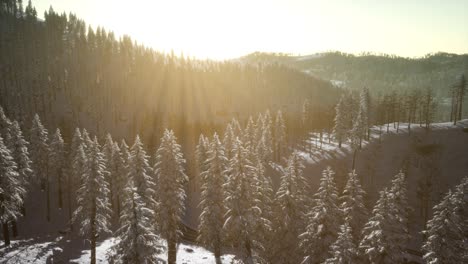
[33,0,468,60]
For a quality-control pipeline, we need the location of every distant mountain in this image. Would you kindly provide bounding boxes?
[240,51,468,97]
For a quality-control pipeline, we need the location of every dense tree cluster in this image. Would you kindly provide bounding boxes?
[0,0,339,156]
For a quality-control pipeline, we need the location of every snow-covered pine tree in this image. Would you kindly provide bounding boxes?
[29,114,50,221]
[243,116,256,153]
[223,138,262,264]
[110,181,164,264]
[302,99,310,136]
[73,137,111,264]
[49,128,66,209]
[71,144,87,231]
[153,129,187,264]
[269,151,308,264]
[197,133,227,264]
[0,106,12,138]
[120,139,131,165]
[300,167,341,264]
[110,142,126,218]
[128,135,156,216]
[253,113,264,144]
[262,110,273,148]
[81,128,93,150]
[333,95,347,148]
[0,136,24,246]
[359,188,401,264]
[422,177,467,264]
[251,158,273,261]
[362,87,372,139]
[388,171,410,259]
[350,90,368,150]
[5,121,32,211]
[68,128,83,226]
[274,110,286,161]
[340,170,368,243]
[196,134,209,177]
[452,176,468,242]
[223,123,236,163]
[323,222,359,264]
[255,135,272,165]
[102,134,116,212]
[230,118,243,138]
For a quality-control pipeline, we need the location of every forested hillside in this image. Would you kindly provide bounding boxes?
[242,52,468,119]
[0,1,339,151]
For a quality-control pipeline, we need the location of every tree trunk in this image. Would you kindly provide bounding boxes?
[90,200,97,264]
[214,244,222,264]
[2,222,10,246]
[168,236,177,264]
[46,171,50,222]
[11,221,17,237]
[245,239,253,264]
[58,172,63,209]
[352,149,358,171]
[458,92,463,121]
[67,173,73,230]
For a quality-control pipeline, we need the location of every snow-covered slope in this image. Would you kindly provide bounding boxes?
[289,120,468,262]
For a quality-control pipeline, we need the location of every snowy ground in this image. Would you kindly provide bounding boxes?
[0,237,234,264]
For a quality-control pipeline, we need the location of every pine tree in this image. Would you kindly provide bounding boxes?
[68,128,83,226]
[223,138,262,263]
[49,128,66,209]
[340,170,368,243]
[102,134,115,213]
[0,136,24,246]
[270,151,308,264]
[262,110,273,148]
[302,99,310,133]
[363,87,372,140]
[73,137,111,264]
[243,116,256,153]
[359,188,402,264]
[230,118,243,138]
[197,133,227,264]
[422,177,467,264]
[0,106,11,138]
[153,129,187,264]
[333,95,347,148]
[388,171,410,257]
[110,182,164,264]
[452,177,468,241]
[196,134,209,176]
[251,158,273,261]
[351,90,368,150]
[253,113,264,144]
[274,110,286,161]
[128,135,156,216]
[324,222,359,264]
[223,123,236,163]
[30,114,50,221]
[300,167,340,264]
[111,142,126,219]
[5,121,32,211]
[255,134,272,165]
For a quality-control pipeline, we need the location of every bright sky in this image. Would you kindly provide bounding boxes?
[33,0,468,60]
